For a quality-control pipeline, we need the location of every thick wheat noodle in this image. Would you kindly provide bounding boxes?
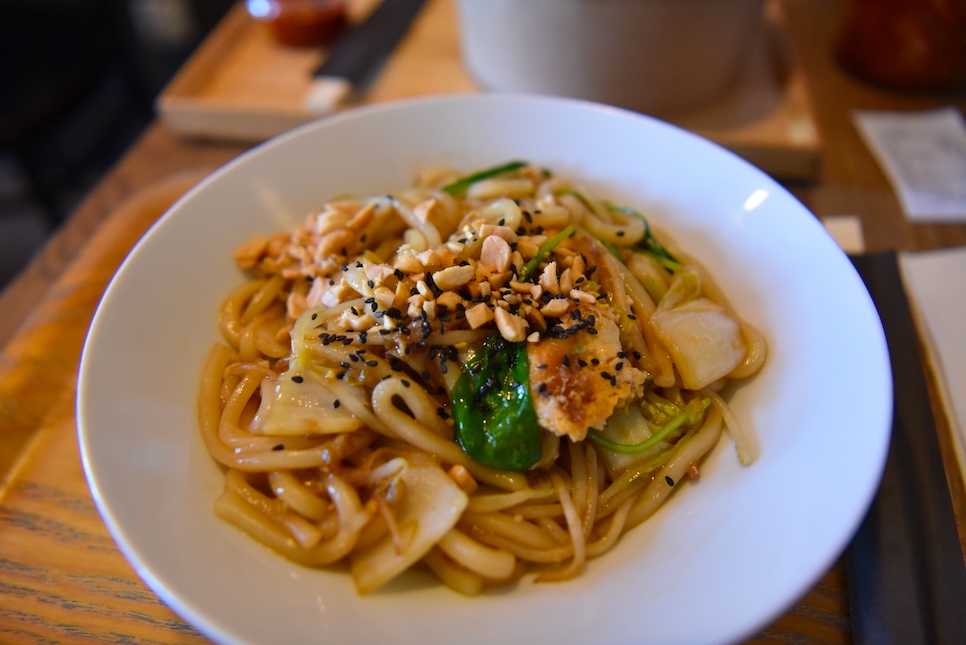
[626,408,724,529]
[423,547,484,595]
[465,488,555,513]
[582,443,599,539]
[534,516,571,545]
[596,478,648,521]
[269,471,329,521]
[460,511,559,549]
[702,387,757,466]
[464,530,574,563]
[242,274,286,324]
[318,378,398,439]
[200,345,347,471]
[218,370,323,452]
[585,494,636,558]
[216,473,369,565]
[437,528,516,580]
[534,469,585,583]
[510,503,564,519]
[371,378,527,491]
[224,471,327,548]
[220,280,263,345]
[568,440,587,519]
[253,311,290,358]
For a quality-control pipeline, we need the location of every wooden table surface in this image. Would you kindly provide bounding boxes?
[1,0,964,643]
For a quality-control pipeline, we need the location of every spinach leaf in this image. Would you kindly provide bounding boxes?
[451,336,542,471]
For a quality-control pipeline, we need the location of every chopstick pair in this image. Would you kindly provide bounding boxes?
[304,0,429,114]
[847,251,966,645]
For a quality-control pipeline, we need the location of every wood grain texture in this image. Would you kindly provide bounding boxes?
[1,0,965,642]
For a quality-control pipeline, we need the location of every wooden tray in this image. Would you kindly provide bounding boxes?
[158,0,822,180]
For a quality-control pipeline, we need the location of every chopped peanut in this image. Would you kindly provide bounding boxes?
[495,307,528,342]
[447,465,478,494]
[435,290,463,310]
[346,202,376,231]
[394,252,423,274]
[465,303,494,329]
[540,298,570,317]
[235,236,269,269]
[316,229,356,258]
[373,287,395,309]
[432,264,475,290]
[480,235,512,273]
[539,262,559,294]
[413,198,438,223]
[570,289,597,304]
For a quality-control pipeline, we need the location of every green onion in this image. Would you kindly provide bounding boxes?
[589,398,709,455]
[521,225,575,280]
[442,160,528,196]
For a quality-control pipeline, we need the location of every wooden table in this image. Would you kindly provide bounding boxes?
[1,0,964,642]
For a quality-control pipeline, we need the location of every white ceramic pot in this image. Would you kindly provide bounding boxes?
[457,0,766,116]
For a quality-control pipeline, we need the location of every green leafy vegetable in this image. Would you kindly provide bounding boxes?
[451,336,542,471]
[442,160,528,196]
[521,225,576,280]
[589,397,710,455]
[606,204,682,272]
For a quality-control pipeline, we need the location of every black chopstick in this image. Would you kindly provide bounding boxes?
[847,251,966,645]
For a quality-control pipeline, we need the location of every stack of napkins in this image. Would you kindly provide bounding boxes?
[901,247,966,477]
[855,108,966,223]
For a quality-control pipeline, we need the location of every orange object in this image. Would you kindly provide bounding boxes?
[836,0,966,92]
[246,0,347,48]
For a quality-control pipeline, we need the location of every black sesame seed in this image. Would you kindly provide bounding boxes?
[588,328,599,335]
[538,364,548,370]
[401,379,410,387]
[437,407,450,420]
[562,356,570,367]
[578,359,588,367]
[334,399,341,408]
[627,314,637,321]
[591,358,600,365]
[291,375,304,383]
[273,444,284,451]
[537,383,548,394]
[615,362,624,371]
[665,476,675,487]
[366,360,378,367]
[367,280,375,288]
[616,231,625,237]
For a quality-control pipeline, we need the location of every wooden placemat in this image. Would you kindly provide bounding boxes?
[158,0,822,180]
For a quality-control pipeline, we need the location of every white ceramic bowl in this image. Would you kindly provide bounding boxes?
[78,94,891,645]
[457,0,766,116]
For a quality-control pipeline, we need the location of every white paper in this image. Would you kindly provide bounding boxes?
[901,246,966,479]
[854,108,966,222]
[821,215,866,254]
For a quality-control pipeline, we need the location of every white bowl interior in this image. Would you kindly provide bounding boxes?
[78,94,891,645]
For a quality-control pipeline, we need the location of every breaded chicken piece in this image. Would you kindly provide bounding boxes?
[528,302,647,441]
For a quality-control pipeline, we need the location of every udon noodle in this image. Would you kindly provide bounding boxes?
[199,162,766,594]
